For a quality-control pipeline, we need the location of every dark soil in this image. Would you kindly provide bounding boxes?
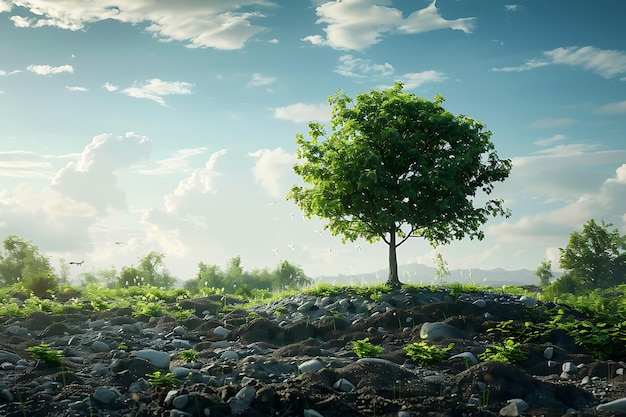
[0,288,624,417]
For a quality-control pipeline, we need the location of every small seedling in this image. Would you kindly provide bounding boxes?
[117,341,129,351]
[351,337,383,358]
[26,343,63,367]
[146,371,179,389]
[403,341,454,366]
[478,338,526,364]
[179,349,197,363]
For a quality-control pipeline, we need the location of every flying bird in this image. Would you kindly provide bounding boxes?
[288,242,295,251]
[69,260,84,266]
[272,248,280,256]
[114,241,126,245]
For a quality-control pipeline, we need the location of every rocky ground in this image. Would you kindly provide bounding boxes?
[0,287,625,417]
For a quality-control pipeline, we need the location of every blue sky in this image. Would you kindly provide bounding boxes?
[1,0,625,283]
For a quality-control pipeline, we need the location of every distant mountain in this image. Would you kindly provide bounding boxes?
[314,263,558,288]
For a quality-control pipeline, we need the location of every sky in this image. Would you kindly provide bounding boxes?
[1,0,625,284]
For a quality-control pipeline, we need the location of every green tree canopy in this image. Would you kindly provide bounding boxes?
[559,219,626,288]
[288,82,512,287]
[535,258,554,287]
[0,235,52,286]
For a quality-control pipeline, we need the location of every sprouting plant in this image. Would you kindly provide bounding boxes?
[117,341,129,351]
[478,338,526,363]
[274,306,287,316]
[480,385,491,407]
[27,343,63,367]
[179,349,197,363]
[247,311,262,321]
[351,337,383,358]
[146,371,179,389]
[403,342,454,366]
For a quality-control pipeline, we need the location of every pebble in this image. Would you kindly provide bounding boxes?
[213,326,231,336]
[132,349,171,369]
[333,378,356,392]
[228,385,256,415]
[597,397,626,412]
[299,359,324,373]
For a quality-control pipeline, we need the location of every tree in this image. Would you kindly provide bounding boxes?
[275,260,312,290]
[138,251,176,288]
[288,82,512,287]
[0,235,52,286]
[535,259,554,287]
[559,219,626,288]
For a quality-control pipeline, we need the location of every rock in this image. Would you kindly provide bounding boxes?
[333,378,355,392]
[303,409,324,417]
[132,349,171,369]
[213,326,231,336]
[420,322,465,341]
[543,346,554,360]
[519,296,537,307]
[449,352,479,365]
[562,362,578,373]
[299,359,324,373]
[507,399,529,412]
[220,351,240,360]
[597,397,626,412]
[0,350,21,363]
[93,386,121,405]
[92,340,111,353]
[229,385,256,415]
[472,299,487,308]
[88,319,106,329]
[499,402,519,416]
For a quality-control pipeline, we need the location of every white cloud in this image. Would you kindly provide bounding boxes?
[0,1,12,12]
[27,64,74,75]
[528,118,576,129]
[5,0,275,50]
[304,0,475,51]
[595,100,626,115]
[335,54,394,78]
[398,70,446,90]
[164,149,227,213]
[51,132,152,214]
[0,183,97,252]
[491,59,549,73]
[248,73,276,87]
[122,78,192,106]
[0,150,72,179]
[504,5,521,12]
[139,147,208,176]
[492,46,626,79]
[273,103,331,123]
[545,46,626,79]
[66,86,88,92]
[102,82,119,92]
[249,148,297,198]
[490,162,626,245]
[533,134,566,147]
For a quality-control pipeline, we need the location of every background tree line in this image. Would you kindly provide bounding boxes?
[0,235,311,297]
[537,219,626,295]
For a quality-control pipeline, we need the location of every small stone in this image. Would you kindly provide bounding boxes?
[499,402,518,416]
[507,399,529,412]
[173,394,189,409]
[449,352,479,365]
[423,375,444,382]
[519,296,537,307]
[93,387,120,405]
[213,326,230,336]
[173,325,186,335]
[92,341,111,353]
[172,339,192,349]
[333,378,355,392]
[229,386,256,415]
[88,319,106,329]
[164,390,178,405]
[132,349,171,369]
[472,299,487,308]
[398,411,411,417]
[543,346,554,360]
[299,359,324,373]
[303,410,324,417]
[129,378,151,393]
[562,362,578,373]
[597,397,626,412]
[547,360,558,368]
[220,351,240,360]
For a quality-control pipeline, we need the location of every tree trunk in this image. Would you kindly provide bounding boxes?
[386,226,402,288]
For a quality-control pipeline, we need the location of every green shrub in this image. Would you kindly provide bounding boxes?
[479,338,526,363]
[351,337,383,358]
[146,371,179,389]
[27,343,63,367]
[403,342,454,366]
